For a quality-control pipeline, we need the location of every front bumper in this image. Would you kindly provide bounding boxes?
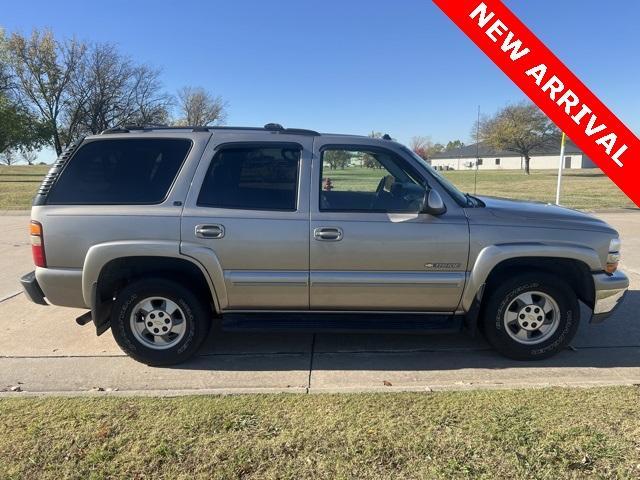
[20,271,48,305]
[591,270,629,323]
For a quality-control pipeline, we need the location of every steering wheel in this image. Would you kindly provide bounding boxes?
[375,176,387,195]
[370,175,393,209]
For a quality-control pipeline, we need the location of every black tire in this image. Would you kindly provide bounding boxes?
[110,278,211,366]
[481,273,580,360]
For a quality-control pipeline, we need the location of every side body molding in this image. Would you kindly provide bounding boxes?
[82,240,222,311]
[461,242,602,312]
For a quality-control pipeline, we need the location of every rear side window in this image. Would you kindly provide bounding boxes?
[197,144,300,211]
[46,138,192,204]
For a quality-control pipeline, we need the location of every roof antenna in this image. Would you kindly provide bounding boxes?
[474,105,480,195]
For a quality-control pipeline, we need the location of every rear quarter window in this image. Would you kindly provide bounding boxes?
[46,138,192,205]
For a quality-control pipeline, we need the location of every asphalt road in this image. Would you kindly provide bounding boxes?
[1,210,639,395]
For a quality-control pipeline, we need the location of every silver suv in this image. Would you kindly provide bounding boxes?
[20,124,629,365]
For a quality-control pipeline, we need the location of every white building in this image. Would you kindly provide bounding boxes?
[430,140,596,171]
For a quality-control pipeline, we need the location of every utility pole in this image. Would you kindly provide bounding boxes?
[555,132,566,205]
[474,105,480,195]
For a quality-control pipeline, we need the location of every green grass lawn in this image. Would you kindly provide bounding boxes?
[323,166,635,211]
[0,165,634,211]
[0,165,49,211]
[1,387,640,479]
[442,168,635,211]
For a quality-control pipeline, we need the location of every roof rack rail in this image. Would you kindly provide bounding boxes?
[282,128,320,136]
[101,127,130,134]
[101,125,212,134]
[100,124,320,136]
[263,123,320,136]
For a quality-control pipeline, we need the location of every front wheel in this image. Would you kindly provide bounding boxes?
[481,273,580,360]
[110,278,211,366]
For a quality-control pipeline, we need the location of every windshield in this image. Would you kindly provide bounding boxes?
[401,146,470,206]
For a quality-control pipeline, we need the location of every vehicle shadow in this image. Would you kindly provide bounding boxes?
[174,290,640,372]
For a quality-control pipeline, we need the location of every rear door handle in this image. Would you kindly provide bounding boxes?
[195,224,225,239]
[314,227,343,241]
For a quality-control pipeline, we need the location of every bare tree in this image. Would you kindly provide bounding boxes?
[7,29,86,155]
[125,64,172,126]
[63,44,172,141]
[176,86,226,126]
[410,136,444,161]
[0,150,16,166]
[21,150,38,165]
[477,102,560,174]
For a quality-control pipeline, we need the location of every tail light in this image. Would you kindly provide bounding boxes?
[30,221,47,268]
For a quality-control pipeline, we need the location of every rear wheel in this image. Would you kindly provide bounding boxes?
[110,278,211,366]
[482,273,580,360]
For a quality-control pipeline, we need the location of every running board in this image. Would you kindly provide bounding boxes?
[222,312,463,334]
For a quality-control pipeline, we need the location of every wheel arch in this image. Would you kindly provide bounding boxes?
[462,243,600,315]
[83,241,221,313]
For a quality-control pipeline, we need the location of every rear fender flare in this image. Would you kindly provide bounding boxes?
[82,240,223,311]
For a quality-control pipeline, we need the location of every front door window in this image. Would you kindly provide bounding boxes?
[319,148,425,213]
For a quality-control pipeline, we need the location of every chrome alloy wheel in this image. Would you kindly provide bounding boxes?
[129,297,187,350]
[503,291,560,345]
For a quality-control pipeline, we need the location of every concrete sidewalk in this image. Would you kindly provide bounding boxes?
[1,212,639,395]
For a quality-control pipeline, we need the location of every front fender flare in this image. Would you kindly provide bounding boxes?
[461,242,601,312]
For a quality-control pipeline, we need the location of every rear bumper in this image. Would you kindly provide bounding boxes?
[20,271,47,305]
[591,270,629,323]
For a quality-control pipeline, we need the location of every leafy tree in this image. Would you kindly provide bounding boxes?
[324,149,350,170]
[0,29,50,156]
[444,140,465,151]
[362,152,383,169]
[477,102,560,174]
[0,29,12,93]
[7,29,86,155]
[0,95,50,156]
[176,86,227,126]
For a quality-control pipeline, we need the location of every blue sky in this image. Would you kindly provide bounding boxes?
[2,0,638,160]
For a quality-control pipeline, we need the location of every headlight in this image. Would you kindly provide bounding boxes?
[609,238,621,253]
[606,238,621,274]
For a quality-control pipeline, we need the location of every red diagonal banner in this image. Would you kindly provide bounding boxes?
[432,0,640,207]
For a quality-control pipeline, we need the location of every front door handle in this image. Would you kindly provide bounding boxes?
[195,224,225,239]
[314,227,343,242]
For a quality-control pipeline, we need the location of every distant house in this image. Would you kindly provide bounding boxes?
[429,140,596,171]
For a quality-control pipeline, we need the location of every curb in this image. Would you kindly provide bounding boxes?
[1,381,638,398]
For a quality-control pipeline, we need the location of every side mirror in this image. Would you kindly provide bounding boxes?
[421,189,447,216]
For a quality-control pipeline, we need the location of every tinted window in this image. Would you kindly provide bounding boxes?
[198,145,300,211]
[320,148,425,212]
[47,139,191,204]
